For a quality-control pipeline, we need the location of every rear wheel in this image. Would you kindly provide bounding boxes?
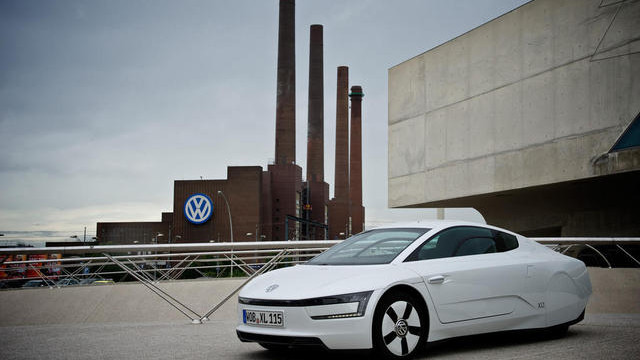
[373,291,428,359]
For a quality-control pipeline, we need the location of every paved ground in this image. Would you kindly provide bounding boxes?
[1,314,639,360]
[1,269,638,359]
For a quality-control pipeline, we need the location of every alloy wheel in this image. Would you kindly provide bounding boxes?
[381,300,421,356]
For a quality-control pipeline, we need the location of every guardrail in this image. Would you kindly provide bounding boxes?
[2,237,639,280]
[0,241,340,323]
[534,237,640,268]
[1,238,639,284]
[1,237,638,322]
[0,242,340,282]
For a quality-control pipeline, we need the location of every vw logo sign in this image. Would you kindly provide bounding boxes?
[184,193,213,225]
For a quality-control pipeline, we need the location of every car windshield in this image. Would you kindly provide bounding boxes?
[307,228,430,265]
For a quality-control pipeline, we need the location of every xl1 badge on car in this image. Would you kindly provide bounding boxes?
[236,220,592,359]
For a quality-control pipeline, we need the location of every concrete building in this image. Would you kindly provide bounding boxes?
[388,0,640,236]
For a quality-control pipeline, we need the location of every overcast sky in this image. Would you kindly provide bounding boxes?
[0,0,530,232]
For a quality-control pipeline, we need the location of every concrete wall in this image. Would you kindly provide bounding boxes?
[388,0,640,208]
[587,267,640,314]
[0,269,637,327]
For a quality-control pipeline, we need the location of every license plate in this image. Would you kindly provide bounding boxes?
[243,309,284,327]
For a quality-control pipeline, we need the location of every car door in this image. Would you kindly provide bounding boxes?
[403,226,525,324]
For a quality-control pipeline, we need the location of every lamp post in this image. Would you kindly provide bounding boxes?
[154,233,163,281]
[217,190,233,277]
[170,235,181,270]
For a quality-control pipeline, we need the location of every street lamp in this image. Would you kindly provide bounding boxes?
[217,190,234,277]
[217,191,233,243]
[167,235,182,268]
[153,233,164,281]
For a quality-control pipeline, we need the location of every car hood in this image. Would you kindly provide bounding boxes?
[239,264,422,300]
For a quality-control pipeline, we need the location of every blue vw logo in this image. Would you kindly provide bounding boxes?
[184,194,213,225]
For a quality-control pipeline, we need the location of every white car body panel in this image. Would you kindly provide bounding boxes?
[403,252,526,323]
[236,220,592,350]
[239,264,423,301]
[237,301,376,349]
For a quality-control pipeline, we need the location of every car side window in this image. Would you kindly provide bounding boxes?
[454,237,496,256]
[494,231,518,252]
[406,226,518,262]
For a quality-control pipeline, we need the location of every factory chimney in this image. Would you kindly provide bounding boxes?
[328,66,350,239]
[267,0,303,242]
[302,25,330,239]
[274,0,296,165]
[306,25,324,182]
[349,86,364,234]
[334,66,349,201]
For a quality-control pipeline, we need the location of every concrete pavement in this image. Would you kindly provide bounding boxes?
[1,314,639,360]
[1,268,639,359]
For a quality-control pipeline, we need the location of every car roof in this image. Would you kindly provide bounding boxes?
[371,219,489,232]
[370,220,524,241]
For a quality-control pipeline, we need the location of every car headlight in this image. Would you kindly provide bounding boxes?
[238,291,373,320]
[305,291,373,320]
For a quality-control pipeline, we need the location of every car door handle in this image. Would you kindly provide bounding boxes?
[428,275,445,284]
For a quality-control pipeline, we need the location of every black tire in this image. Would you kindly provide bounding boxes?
[258,342,289,351]
[372,291,428,359]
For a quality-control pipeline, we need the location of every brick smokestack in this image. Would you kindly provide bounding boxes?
[334,66,349,201]
[349,85,364,234]
[306,25,323,182]
[302,24,329,239]
[328,66,350,239]
[274,0,296,165]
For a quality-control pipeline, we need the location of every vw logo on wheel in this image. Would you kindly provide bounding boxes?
[395,319,409,337]
[184,193,213,225]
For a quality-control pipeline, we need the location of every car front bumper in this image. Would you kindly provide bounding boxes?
[236,298,377,350]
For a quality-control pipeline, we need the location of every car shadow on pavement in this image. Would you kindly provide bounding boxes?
[245,347,372,360]
[419,328,581,358]
[245,329,581,360]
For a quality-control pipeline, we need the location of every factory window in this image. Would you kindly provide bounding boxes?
[611,112,640,152]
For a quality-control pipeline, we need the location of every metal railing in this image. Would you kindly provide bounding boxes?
[1,237,638,322]
[534,237,640,269]
[0,241,340,322]
[2,238,639,284]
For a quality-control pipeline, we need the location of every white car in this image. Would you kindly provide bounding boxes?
[236,221,592,359]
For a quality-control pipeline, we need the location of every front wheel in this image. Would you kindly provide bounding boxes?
[372,292,428,359]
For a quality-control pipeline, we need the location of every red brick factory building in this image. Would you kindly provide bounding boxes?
[97,0,365,245]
